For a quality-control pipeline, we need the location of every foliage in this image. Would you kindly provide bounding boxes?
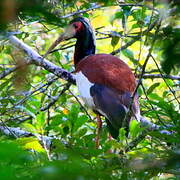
[0,0,180,179]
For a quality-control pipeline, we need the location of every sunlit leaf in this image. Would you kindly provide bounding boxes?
[130,120,141,139]
[147,82,160,95]
[111,36,120,48]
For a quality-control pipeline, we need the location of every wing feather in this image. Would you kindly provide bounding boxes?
[90,84,139,139]
[75,54,136,93]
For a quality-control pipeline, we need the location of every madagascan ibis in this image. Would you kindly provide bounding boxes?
[45,17,140,147]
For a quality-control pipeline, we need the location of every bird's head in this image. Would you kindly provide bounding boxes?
[44,17,94,57]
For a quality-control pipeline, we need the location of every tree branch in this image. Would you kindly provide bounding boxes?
[111,19,159,55]
[0,126,33,137]
[13,76,58,107]
[0,66,18,79]
[0,125,64,148]
[60,2,157,20]
[7,35,76,84]
[60,4,102,18]
[40,83,71,111]
[138,74,180,80]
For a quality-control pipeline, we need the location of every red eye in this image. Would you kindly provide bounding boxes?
[73,24,78,29]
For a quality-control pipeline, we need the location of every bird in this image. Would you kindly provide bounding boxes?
[44,17,140,148]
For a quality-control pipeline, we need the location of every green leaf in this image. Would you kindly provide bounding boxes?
[110,11,123,24]
[131,23,140,29]
[20,123,37,134]
[148,93,163,101]
[36,112,46,127]
[63,126,69,135]
[68,104,79,123]
[0,141,29,162]
[147,83,160,95]
[41,94,46,104]
[76,128,87,137]
[122,49,134,60]
[137,86,143,96]
[132,10,142,21]
[115,11,123,19]
[50,114,65,126]
[83,12,89,18]
[16,137,44,152]
[119,128,126,141]
[122,6,132,17]
[54,51,60,60]
[20,105,36,118]
[73,115,88,132]
[130,120,140,139]
[0,79,11,91]
[31,98,41,109]
[111,36,120,48]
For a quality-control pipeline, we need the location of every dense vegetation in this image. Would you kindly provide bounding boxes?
[0,0,180,179]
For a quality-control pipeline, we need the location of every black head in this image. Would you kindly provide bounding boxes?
[44,17,95,65]
[70,17,95,39]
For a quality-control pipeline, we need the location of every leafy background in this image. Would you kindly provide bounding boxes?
[0,0,180,179]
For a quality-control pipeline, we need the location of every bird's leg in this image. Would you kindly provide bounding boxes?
[108,134,112,141]
[95,114,102,149]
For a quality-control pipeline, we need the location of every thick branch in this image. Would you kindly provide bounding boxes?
[0,126,33,137]
[8,35,76,84]
[0,125,61,148]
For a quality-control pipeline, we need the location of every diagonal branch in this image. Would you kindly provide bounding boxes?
[0,66,18,79]
[0,125,63,152]
[40,83,71,111]
[8,35,76,84]
[0,125,32,137]
[60,4,102,18]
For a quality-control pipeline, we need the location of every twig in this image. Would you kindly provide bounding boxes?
[125,115,173,152]
[60,4,102,18]
[111,36,139,55]
[151,54,180,105]
[111,19,159,55]
[117,2,158,12]
[13,77,58,107]
[140,83,163,125]
[125,130,147,152]
[60,2,157,20]
[40,83,71,111]
[138,74,180,80]
[96,30,139,38]
[68,90,93,122]
[6,115,32,124]
[48,44,75,54]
